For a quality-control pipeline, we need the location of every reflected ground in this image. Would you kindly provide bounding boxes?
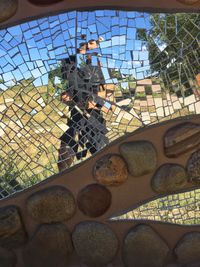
[0,11,199,198]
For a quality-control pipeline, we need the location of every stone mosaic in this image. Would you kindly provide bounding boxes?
[0,11,199,197]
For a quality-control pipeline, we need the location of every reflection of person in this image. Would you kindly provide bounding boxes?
[57,41,112,172]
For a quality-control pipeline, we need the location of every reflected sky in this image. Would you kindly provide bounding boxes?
[0,11,153,89]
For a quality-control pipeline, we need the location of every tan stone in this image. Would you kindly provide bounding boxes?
[0,247,16,267]
[72,221,118,266]
[26,186,76,223]
[151,164,187,193]
[175,232,200,265]
[187,150,200,185]
[164,122,200,158]
[0,206,27,249]
[23,224,73,267]
[120,141,157,177]
[77,184,112,217]
[93,154,128,186]
[123,224,169,267]
[0,0,18,23]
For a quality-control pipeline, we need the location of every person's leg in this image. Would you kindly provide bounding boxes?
[57,126,78,172]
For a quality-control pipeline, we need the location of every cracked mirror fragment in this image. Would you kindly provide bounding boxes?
[0,11,199,198]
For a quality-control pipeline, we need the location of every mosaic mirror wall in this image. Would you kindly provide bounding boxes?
[0,10,199,198]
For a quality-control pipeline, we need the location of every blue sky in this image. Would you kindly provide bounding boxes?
[0,10,152,90]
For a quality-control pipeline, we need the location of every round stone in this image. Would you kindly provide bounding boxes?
[77,184,112,217]
[151,164,187,194]
[0,0,18,23]
[0,247,16,267]
[187,150,200,185]
[164,122,200,158]
[174,232,200,265]
[0,205,27,249]
[26,186,76,223]
[29,0,63,5]
[72,221,118,266]
[120,141,157,177]
[176,0,199,4]
[93,154,128,186]
[123,224,169,267]
[23,224,73,267]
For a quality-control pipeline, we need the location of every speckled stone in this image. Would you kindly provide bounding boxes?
[77,184,111,217]
[123,224,169,267]
[120,141,157,177]
[174,232,200,265]
[29,0,63,5]
[93,154,128,186]
[0,206,27,249]
[26,186,76,223]
[0,0,18,23]
[0,247,16,267]
[151,164,187,193]
[176,0,199,5]
[164,122,200,158]
[72,221,118,266]
[187,150,200,185]
[23,224,73,267]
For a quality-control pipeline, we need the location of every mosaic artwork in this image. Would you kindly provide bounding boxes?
[0,11,199,198]
[110,188,200,225]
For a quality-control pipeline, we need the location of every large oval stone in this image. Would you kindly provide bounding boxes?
[120,141,157,177]
[93,154,128,186]
[72,221,118,266]
[187,150,200,185]
[123,224,169,267]
[29,0,63,5]
[77,184,112,217]
[0,0,18,23]
[164,122,200,158]
[0,247,16,267]
[26,186,76,223]
[174,232,200,265]
[23,224,73,267]
[151,164,187,193]
[0,206,27,249]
